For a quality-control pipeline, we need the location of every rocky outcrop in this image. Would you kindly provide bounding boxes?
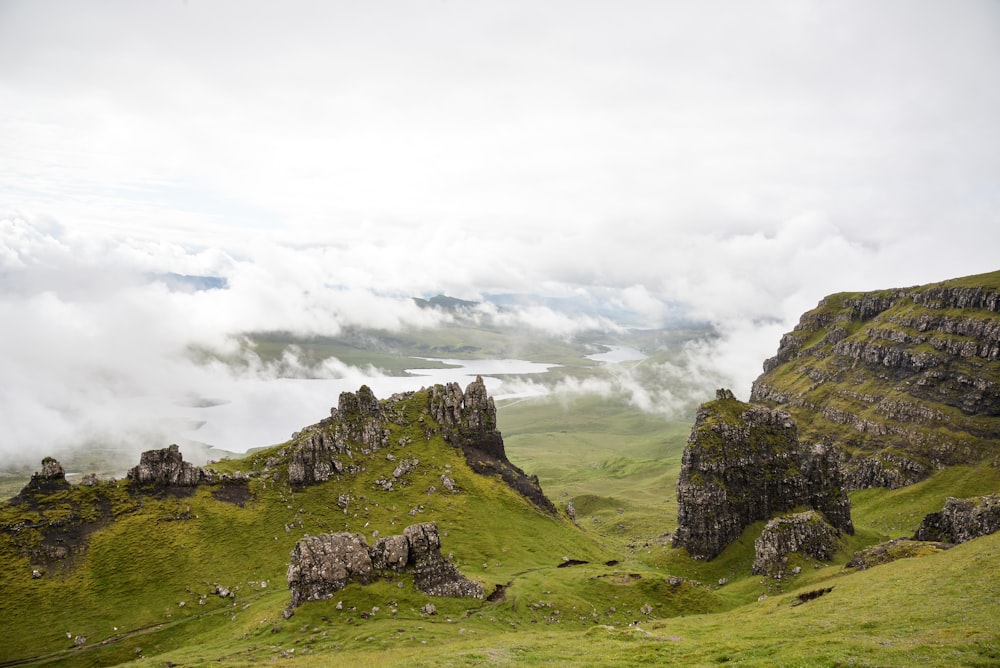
[286,377,556,514]
[127,444,212,487]
[846,538,952,570]
[288,385,395,486]
[12,457,71,502]
[287,522,482,608]
[673,390,853,560]
[751,272,1000,490]
[913,495,1000,543]
[429,378,556,514]
[752,511,841,578]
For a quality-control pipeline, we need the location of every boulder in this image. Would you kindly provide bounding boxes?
[913,495,1000,543]
[287,522,482,608]
[752,511,841,578]
[287,532,374,607]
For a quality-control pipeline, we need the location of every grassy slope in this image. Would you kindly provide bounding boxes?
[4,394,999,666]
[3,317,1000,665]
[753,270,1000,470]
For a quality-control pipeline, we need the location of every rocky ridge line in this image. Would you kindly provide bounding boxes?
[286,377,556,514]
[750,274,1000,490]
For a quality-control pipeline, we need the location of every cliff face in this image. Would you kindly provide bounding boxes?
[672,390,852,561]
[751,271,1000,489]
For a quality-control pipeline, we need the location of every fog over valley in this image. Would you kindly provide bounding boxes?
[2,0,998,465]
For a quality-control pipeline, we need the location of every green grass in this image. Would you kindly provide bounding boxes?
[3,313,1000,666]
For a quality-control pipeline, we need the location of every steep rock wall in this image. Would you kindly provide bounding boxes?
[672,390,853,560]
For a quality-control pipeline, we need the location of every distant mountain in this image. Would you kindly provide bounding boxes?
[750,270,1000,489]
[412,294,480,312]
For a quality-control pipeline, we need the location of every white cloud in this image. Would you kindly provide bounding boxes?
[1,1,999,463]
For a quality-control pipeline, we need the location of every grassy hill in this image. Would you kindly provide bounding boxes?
[2,389,998,666]
[751,270,1000,489]
[2,277,1000,666]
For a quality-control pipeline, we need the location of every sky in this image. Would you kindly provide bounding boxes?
[2,0,999,464]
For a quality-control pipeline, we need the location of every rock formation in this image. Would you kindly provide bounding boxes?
[752,511,841,578]
[913,495,1000,543]
[12,457,71,502]
[127,444,212,487]
[287,522,482,608]
[673,389,853,560]
[288,385,393,486]
[846,539,952,571]
[428,377,556,514]
[750,271,1000,490]
[287,377,556,514]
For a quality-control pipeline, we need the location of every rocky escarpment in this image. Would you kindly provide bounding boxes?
[287,522,482,608]
[752,511,842,579]
[673,389,853,561]
[427,379,556,514]
[287,377,556,514]
[913,495,1000,543]
[751,271,1000,490]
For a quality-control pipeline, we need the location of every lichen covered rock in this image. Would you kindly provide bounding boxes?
[673,390,853,560]
[913,495,1000,543]
[287,532,374,607]
[127,444,211,487]
[752,511,842,578]
[287,522,482,608]
[846,538,952,571]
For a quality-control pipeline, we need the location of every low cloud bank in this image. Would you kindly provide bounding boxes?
[2,210,994,467]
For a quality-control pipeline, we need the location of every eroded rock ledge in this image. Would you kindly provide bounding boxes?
[672,389,853,561]
[286,522,482,608]
[750,275,1000,491]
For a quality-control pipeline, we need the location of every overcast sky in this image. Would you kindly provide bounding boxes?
[2,0,999,463]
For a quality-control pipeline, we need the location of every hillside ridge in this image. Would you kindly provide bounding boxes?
[751,270,1000,489]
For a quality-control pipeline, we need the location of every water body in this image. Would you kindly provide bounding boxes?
[585,345,648,363]
[181,357,559,453]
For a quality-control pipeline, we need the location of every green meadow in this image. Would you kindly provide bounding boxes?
[1,327,998,666]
